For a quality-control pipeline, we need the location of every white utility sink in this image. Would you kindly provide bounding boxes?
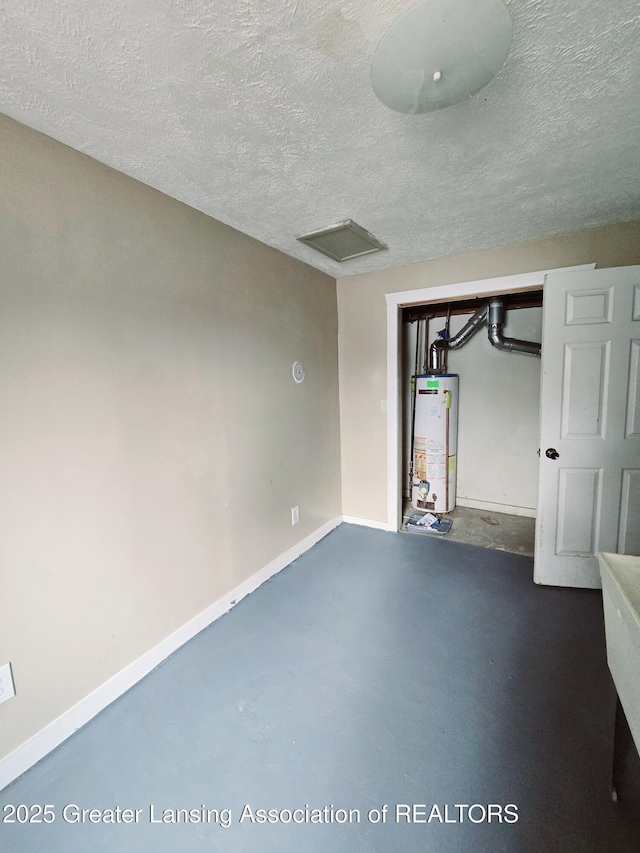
[598,552,640,752]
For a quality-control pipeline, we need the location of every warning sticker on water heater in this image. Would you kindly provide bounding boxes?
[426,439,445,454]
[413,437,426,481]
[426,455,447,479]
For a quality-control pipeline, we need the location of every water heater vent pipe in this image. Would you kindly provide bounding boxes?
[428,298,541,371]
[487,298,542,356]
[429,303,488,371]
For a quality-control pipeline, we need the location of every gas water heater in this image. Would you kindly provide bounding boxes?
[411,374,459,513]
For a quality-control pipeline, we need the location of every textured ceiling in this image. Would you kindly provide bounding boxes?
[1,0,639,277]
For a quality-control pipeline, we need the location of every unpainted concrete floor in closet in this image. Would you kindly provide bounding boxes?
[403,500,536,556]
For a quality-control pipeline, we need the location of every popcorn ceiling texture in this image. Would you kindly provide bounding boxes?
[1,0,639,276]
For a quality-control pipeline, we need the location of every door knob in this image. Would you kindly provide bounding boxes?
[545,448,559,460]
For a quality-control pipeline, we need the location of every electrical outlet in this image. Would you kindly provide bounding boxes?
[0,663,16,706]
[291,505,300,525]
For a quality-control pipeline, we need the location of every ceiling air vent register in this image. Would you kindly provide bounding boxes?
[296,220,387,262]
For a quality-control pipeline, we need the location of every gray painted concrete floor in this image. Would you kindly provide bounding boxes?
[2,524,639,853]
[403,501,536,556]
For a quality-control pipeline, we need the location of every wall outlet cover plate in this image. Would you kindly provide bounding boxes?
[0,662,16,705]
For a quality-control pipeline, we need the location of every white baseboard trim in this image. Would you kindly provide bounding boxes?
[342,514,388,531]
[0,514,343,793]
[456,498,537,519]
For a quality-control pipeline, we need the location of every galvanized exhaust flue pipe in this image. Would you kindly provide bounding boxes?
[487,298,541,357]
[429,303,488,372]
[428,298,541,369]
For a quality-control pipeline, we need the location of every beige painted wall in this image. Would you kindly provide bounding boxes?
[338,220,640,523]
[0,115,341,760]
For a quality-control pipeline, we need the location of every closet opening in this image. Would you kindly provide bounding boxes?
[400,290,543,554]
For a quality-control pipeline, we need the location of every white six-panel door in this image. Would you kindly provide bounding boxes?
[534,267,640,588]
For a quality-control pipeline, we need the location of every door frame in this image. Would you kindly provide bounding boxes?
[385,264,596,532]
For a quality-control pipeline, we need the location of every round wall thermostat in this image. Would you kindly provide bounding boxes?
[292,361,305,383]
